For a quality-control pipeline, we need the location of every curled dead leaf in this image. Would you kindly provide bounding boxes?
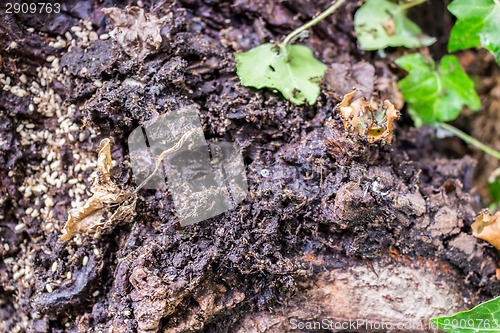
[60,139,136,242]
[338,89,400,143]
[471,211,500,251]
[102,6,167,60]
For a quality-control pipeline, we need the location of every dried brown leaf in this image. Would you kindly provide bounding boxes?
[472,211,500,251]
[102,6,167,60]
[338,89,400,143]
[60,139,135,242]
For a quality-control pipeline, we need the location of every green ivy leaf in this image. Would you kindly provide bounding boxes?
[488,167,500,211]
[431,296,500,333]
[489,178,500,211]
[395,54,480,125]
[448,0,500,64]
[354,0,435,50]
[235,43,327,105]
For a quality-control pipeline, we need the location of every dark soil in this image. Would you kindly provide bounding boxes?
[1,0,499,332]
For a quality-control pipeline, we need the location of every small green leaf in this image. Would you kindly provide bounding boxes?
[431,296,500,333]
[354,0,435,50]
[395,54,480,125]
[488,168,500,211]
[235,43,327,105]
[448,0,500,64]
[489,178,500,211]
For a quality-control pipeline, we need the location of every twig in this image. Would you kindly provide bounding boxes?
[400,0,427,11]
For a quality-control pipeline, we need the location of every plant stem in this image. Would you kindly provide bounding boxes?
[400,0,427,10]
[281,0,347,47]
[438,123,500,160]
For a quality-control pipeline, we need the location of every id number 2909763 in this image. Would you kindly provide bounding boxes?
[5,2,61,14]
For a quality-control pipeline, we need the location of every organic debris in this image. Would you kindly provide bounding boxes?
[382,18,395,36]
[324,62,375,101]
[338,89,399,143]
[60,139,135,241]
[471,210,500,251]
[102,6,167,60]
